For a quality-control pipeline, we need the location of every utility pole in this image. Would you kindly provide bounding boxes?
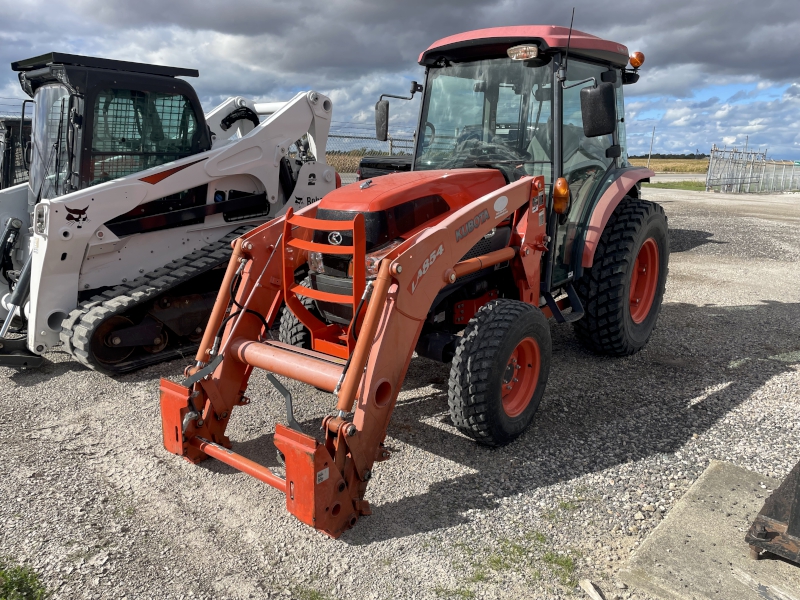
[646,126,656,169]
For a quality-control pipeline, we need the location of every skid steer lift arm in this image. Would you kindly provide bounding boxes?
[160,176,547,537]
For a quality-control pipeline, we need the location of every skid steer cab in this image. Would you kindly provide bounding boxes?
[0,117,31,190]
[0,52,339,373]
[161,26,669,537]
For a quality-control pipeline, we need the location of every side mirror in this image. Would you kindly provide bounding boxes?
[375,100,389,142]
[580,82,616,138]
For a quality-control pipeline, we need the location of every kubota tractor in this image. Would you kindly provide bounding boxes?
[160,25,668,537]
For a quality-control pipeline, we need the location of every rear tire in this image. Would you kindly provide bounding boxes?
[574,197,669,356]
[447,300,551,447]
[278,278,319,349]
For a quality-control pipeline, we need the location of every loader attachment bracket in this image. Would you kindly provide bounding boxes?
[0,336,46,368]
[746,459,800,564]
[273,423,364,537]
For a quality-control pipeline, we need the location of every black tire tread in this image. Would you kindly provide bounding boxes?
[278,278,317,348]
[448,300,548,447]
[573,197,667,356]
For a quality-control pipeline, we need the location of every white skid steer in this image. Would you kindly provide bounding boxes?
[0,52,337,374]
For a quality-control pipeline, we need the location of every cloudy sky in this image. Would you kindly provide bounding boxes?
[1,0,798,158]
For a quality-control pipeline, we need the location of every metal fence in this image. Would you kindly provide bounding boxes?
[706,144,800,193]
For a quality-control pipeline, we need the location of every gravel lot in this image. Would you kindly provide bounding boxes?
[1,188,799,600]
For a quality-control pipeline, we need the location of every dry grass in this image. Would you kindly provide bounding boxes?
[327,155,715,174]
[325,154,364,174]
[628,158,709,173]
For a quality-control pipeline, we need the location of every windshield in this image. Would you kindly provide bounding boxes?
[415,58,553,182]
[29,83,70,200]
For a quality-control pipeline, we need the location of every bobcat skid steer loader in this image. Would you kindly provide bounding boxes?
[0,52,337,373]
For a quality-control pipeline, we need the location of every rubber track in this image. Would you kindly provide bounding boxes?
[447,300,535,446]
[572,197,666,356]
[60,226,252,375]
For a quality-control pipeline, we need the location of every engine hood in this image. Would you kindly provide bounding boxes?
[319,169,507,213]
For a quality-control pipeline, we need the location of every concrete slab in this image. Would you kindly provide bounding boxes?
[620,461,800,600]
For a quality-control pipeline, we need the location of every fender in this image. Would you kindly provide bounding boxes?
[580,167,654,269]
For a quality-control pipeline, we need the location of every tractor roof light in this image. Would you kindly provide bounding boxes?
[629,51,645,69]
[507,44,539,60]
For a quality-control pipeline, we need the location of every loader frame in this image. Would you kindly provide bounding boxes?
[161,175,547,537]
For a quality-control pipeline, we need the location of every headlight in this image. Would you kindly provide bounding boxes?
[349,239,405,278]
[308,251,324,274]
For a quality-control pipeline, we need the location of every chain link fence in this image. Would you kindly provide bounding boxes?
[706,144,800,193]
[324,133,414,174]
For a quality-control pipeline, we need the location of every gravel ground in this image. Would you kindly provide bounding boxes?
[1,188,799,600]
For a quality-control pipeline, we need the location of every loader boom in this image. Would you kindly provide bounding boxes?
[161,176,546,536]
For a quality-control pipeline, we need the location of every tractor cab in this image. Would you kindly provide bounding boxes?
[11,53,211,205]
[378,26,644,288]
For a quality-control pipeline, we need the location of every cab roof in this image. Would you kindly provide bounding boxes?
[11,52,198,78]
[419,25,630,67]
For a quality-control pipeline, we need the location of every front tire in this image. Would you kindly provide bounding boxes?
[278,278,320,349]
[574,197,669,356]
[448,300,551,447]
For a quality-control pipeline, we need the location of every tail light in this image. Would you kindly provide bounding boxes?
[335,172,342,188]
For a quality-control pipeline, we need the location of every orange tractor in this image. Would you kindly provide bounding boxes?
[160,26,668,537]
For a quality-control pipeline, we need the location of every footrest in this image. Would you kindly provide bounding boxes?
[0,336,45,368]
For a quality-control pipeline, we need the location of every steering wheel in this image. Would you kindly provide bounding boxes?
[423,121,436,149]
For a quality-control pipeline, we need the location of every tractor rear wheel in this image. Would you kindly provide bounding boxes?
[278,278,319,349]
[574,197,669,356]
[448,300,551,447]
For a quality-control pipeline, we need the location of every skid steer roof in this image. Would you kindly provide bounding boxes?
[419,25,629,67]
[11,52,198,78]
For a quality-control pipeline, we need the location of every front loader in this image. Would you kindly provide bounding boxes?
[160,25,669,537]
[0,53,337,372]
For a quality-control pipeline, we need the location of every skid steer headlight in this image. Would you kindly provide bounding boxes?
[308,251,325,274]
[349,239,405,278]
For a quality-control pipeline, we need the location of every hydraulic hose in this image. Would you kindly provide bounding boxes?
[0,254,32,338]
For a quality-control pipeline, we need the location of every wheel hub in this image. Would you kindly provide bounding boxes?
[629,237,659,324]
[501,337,541,418]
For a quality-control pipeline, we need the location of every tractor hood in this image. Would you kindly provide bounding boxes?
[318,169,506,214]
[311,169,507,257]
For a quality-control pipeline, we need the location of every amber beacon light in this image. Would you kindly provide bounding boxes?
[629,51,645,69]
[553,177,570,214]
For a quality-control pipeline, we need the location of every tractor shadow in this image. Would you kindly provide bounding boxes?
[343,300,800,545]
[669,228,727,253]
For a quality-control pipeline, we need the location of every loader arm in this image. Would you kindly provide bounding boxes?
[160,175,546,537]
